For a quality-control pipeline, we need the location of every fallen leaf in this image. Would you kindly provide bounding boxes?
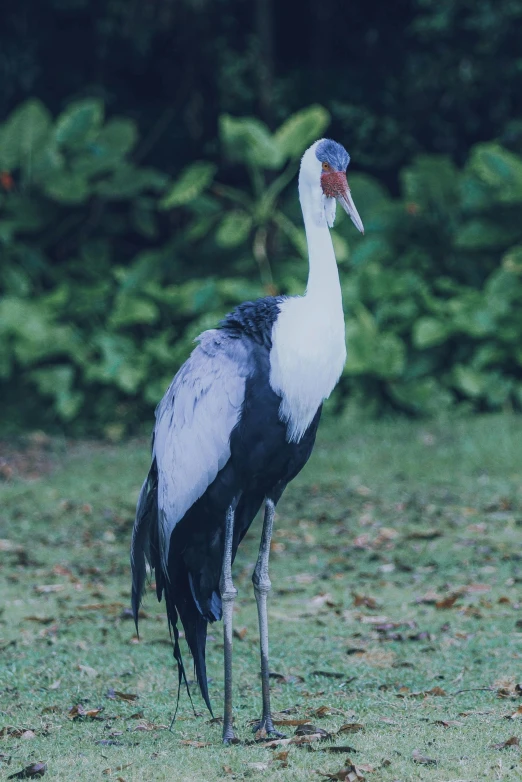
[318,745,358,754]
[425,686,447,696]
[504,706,522,720]
[273,718,313,727]
[102,764,132,776]
[222,766,233,775]
[254,725,267,741]
[312,706,331,718]
[337,724,364,734]
[274,750,289,763]
[312,670,345,679]
[34,584,64,594]
[1,727,37,739]
[41,706,59,714]
[23,616,55,625]
[316,758,365,780]
[268,672,305,684]
[435,593,460,609]
[432,720,463,728]
[264,734,325,749]
[106,689,138,702]
[233,627,247,640]
[492,736,520,750]
[352,593,381,610]
[48,680,61,690]
[7,762,46,779]
[67,704,103,720]
[248,763,268,771]
[132,722,168,732]
[406,528,442,540]
[412,749,437,765]
[295,724,330,738]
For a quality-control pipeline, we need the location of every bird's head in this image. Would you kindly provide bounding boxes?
[299,139,364,234]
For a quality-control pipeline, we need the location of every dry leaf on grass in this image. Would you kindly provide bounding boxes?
[264,733,325,749]
[337,724,364,734]
[435,593,460,609]
[67,705,104,720]
[131,721,168,732]
[7,762,46,779]
[106,689,138,702]
[412,749,437,765]
[268,672,305,684]
[492,736,520,750]
[0,727,37,739]
[312,671,345,679]
[34,584,64,594]
[102,764,132,775]
[504,706,522,720]
[352,593,381,610]
[316,757,366,781]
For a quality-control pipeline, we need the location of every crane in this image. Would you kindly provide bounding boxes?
[131,138,364,744]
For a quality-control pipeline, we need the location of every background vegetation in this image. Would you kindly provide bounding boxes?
[2,0,522,433]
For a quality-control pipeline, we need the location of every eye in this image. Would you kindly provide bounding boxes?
[322,161,331,172]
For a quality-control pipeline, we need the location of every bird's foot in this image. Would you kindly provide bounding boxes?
[222,726,240,745]
[252,715,286,740]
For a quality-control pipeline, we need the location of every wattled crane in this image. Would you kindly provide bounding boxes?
[131,138,364,743]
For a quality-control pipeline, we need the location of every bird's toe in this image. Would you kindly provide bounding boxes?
[252,718,286,740]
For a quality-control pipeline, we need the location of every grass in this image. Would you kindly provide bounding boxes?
[2,413,522,780]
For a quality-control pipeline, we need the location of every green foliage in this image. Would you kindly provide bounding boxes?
[3,96,522,432]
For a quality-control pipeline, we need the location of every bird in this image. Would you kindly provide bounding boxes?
[130,138,364,744]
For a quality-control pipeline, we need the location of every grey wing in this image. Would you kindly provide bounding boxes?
[153,329,250,572]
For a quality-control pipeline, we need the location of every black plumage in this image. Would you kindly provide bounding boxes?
[132,298,321,714]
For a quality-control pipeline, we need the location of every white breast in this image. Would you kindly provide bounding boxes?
[269,296,347,443]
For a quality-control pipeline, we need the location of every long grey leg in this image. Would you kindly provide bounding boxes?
[220,504,238,744]
[252,499,284,738]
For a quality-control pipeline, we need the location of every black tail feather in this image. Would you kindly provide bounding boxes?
[131,455,213,717]
[172,573,213,716]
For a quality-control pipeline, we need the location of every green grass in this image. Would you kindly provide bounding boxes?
[2,413,522,780]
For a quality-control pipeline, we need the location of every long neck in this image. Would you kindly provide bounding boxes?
[299,183,342,309]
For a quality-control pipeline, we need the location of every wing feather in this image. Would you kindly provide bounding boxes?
[153,329,250,571]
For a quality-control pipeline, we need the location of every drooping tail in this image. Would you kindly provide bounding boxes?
[130,458,212,715]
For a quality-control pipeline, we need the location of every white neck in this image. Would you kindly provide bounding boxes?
[298,179,342,310]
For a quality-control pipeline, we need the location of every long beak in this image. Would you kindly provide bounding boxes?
[338,186,364,234]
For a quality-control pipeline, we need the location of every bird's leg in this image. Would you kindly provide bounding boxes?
[252,498,285,739]
[220,504,238,744]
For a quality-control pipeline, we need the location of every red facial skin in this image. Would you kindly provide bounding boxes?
[320,170,349,198]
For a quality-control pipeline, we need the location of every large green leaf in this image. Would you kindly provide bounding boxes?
[109,294,159,328]
[0,99,52,170]
[273,105,330,161]
[94,165,167,198]
[470,143,522,203]
[160,161,217,209]
[43,171,90,203]
[54,99,104,147]
[220,115,283,169]
[413,317,449,348]
[215,210,252,248]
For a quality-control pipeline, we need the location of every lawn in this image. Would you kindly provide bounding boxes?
[2,413,522,781]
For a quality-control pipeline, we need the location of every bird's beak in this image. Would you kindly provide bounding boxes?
[337,178,364,235]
